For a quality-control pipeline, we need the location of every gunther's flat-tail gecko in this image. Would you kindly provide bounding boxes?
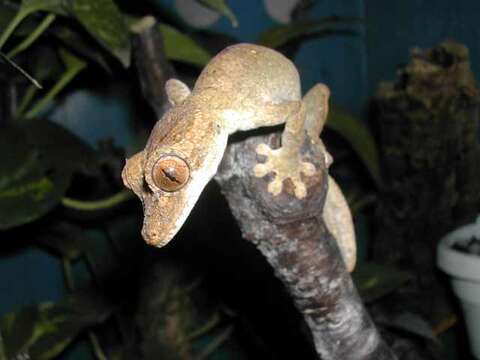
[122,43,356,271]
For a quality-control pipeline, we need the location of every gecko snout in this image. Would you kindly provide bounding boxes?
[141,226,171,248]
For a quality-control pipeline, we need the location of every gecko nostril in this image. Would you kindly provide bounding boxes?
[142,228,160,245]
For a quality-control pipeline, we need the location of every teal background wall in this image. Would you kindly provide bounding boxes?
[1,1,478,358]
[366,1,480,96]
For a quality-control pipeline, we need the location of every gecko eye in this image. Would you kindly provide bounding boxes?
[152,155,190,192]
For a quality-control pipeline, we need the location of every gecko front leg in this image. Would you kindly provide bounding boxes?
[254,83,356,272]
[253,102,316,199]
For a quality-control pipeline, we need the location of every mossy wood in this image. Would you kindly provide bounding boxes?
[373,41,480,320]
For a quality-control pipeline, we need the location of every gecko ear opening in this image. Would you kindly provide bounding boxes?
[166,79,191,106]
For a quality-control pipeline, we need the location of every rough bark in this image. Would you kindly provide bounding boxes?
[131,16,175,118]
[215,133,395,360]
[372,41,480,321]
[132,24,396,359]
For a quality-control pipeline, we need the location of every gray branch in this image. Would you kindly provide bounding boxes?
[215,133,396,360]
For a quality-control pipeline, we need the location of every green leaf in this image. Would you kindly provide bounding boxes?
[25,120,98,176]
[159,23,211,67]
[352,263,412,303]
[0,0,66,50]
[0,127,64,229]
[68,0,131,67]
[198,0,238,27]
[21,0,68,15]
[327,107,383,187]
[53,25,111,72]
[7,13,56,58]
[1,292,113,360]
[0,121,96,229]
[25,48,87,119]
[257,17,362,48]
[0,3,52,37]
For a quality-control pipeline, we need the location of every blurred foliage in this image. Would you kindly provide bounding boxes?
[257,16,361,48]
[0,0,407,358]
[1,291,113,360]
[352,263,412,304]
[328,107,382,187]
[158,23,212,67]
[199,0,238,27]
[0,120,95,229]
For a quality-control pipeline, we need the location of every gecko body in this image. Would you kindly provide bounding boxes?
[122,44,356,271]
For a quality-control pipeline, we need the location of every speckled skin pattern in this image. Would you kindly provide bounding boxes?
[121,43,356,271]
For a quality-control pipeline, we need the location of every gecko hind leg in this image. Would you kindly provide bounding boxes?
[254,101,316,199]
[304,84,357,271]
[303,83,333,166]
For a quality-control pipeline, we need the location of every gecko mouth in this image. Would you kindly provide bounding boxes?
[140,178,191,248]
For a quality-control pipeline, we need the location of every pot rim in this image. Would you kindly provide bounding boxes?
[437,216,480,281]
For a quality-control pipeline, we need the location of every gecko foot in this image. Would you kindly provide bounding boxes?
[254,143,316,199]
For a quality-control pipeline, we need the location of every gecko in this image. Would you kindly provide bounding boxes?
[121,43,356,271]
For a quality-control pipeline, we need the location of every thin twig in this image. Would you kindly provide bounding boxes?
[15,83,38,118]
[0,52,42,88]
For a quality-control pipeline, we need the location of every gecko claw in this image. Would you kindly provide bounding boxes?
[301,161,316,176]
[255,143,272,156]
[254,143,316,199]
[253,163,269,177]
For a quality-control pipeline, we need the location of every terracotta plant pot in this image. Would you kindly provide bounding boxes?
[437,217,480,359]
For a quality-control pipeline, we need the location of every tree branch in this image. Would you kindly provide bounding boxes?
[215,133,396,360]
[132,16,175,118]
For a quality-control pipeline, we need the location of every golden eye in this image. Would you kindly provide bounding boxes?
[152,155,190,192]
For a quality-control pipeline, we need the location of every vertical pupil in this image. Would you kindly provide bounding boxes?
[162,165,180,183]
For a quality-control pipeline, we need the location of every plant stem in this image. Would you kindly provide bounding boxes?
[186,312,221,342]
[88,332,108,360]
[62,258,75,291]
[25,59,86,119]
[61,191,134,211]
[62,257,108,360]
[0,11,27,50]
[196,325,234,360]
[16,83,38,118]
[7,13,56,58]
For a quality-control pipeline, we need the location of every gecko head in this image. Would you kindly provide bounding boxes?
[140,148,225,247]
[121,77,229,247]
[122,128,228,248]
